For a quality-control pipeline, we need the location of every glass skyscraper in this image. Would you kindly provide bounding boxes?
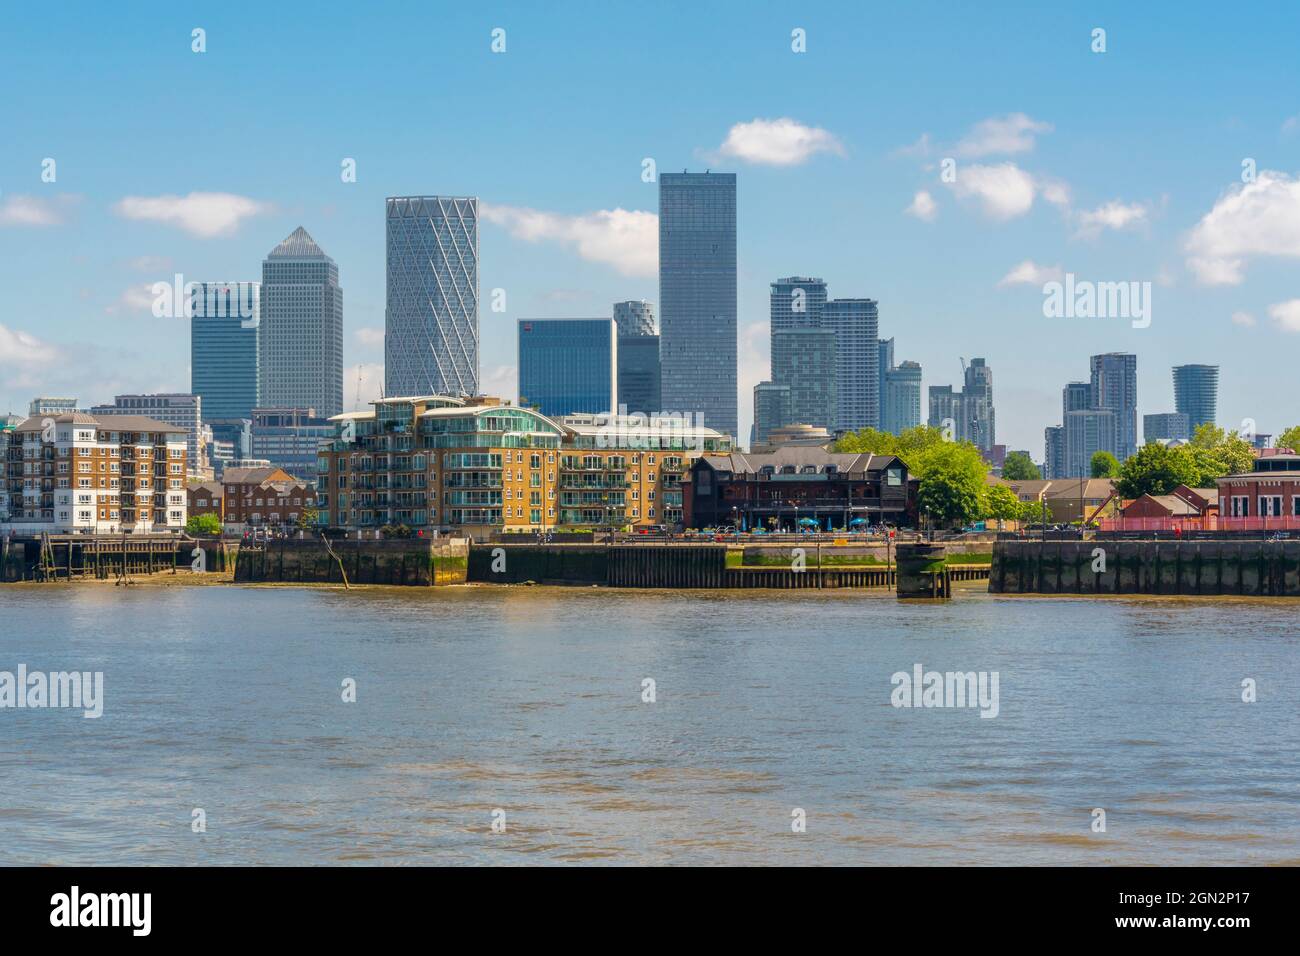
[751,382,792,447]
[613,300,660,416]
[385,196,479,398]
[517,319,617,418]
[822,298,880,434]
[769,276,827,334]
[658,172,737,439]
[613,300,656,337]
[772,327,837,430]
[1172,364,1219,433]
[1089,352,1138,461]
[260,227,343,418]
[882,360,922,435]
[190,281,260,421]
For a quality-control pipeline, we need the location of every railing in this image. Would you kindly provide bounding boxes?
[1099,515,1300,533]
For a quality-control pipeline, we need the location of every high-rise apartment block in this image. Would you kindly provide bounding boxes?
[1172,364,1219,434]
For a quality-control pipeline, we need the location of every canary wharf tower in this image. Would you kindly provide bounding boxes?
[385,196,479,397]
[658,172,737,439]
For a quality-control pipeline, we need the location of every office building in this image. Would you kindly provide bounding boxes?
[882,360,923,435]
[28,397,79,417]
[616,332,661,418]
[928,358,995,451]
[260,227,343,418]
[752,382,792,448]
[1145,412,1191,444]
[518,319,617,418]
[771,327,837,432]
[1173,364,1219,434]
[385,196,479,397]
[250,407,333,478]
[658,172,737,438]
[1089,353,1137,461]
[190,281,260,421]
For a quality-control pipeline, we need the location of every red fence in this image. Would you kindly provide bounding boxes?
[1099,515,1300,533]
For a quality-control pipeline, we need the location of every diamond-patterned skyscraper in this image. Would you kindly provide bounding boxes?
[385,196,479,397]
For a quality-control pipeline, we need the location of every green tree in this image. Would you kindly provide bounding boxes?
[983,483,1022,526]
[1090,450,1120,478]
[1275,425,1300,453]
[833,424,953,477]
[1115,442,1198,499]
[1018,498,1051,525]
[1180,424,1255,485]
[915,441,987,527]
[185,512,222,536]
[297,507,321,530]
[1001,451,1040,480]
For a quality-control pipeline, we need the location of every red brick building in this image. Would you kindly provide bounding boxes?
[201,466,317,531]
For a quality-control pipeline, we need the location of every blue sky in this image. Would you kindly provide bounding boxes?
[2,1,1299,453]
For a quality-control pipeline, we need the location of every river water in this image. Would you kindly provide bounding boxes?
[1,582,1296,865]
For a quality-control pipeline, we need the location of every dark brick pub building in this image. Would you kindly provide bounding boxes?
[683,448,915,530]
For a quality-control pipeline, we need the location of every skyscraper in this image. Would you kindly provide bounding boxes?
[877,337,894,430]
[517,319,617,418]
[927,358,994,451]
[658,172,737,438]
[1064,408,1117,477]
[190,281,260,421]
[883,360,922,435]
[769,276,827,335]
[1172,364,1219,434]
[771,327,837,430]
[822,298,880,434]
[260,227,343,417]
[613,300,656,337]
[613,301,660,416]
[1044,425,1065,479]
[1062,381,1091,416]
[385,196,479,397]
[1089,353,1137,461]
[1144,412,1191,444]
[752,382,791,447]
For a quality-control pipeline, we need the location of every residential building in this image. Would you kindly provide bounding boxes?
[207,464,318,532]
[1090,352,1138,461]
[928,358,995,451]
[684,447,913,531]
[1145,412,1191,444]
[205,418,252,479]
[385,196,479,397]
[613,301,660,417]
[822,298,880,434]
[752,382,791,448]
[771,326,837,431]
[613,299,656,337]
[1173,364,1219,434]
[90,394,205,476]
[1064,408,1117,478]
[1043,426,1065,480]
[316,396,730,536]
[190,280,260,420]
[250,407,333,477]
[882,361,922,435]
[0,415,22,520]
[1,413,187,534]
[769,276,827,334]
[260,226,344,418]
[877,337,894,428]
[1062,381,1092,415]
[517,319,618,418]
[658,172,737,438]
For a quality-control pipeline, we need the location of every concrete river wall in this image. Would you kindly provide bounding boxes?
[235,538,469,586]
[991,539,1300,596]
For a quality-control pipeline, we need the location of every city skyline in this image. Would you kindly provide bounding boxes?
[3,4,1300,451]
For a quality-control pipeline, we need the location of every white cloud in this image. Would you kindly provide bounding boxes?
[126,255,173,272]
[1231,310,1257,327]
[0,194,75,227]
[354,327,385,347]
[894,133,933,158]
[1283,115,1300,135]
[481,364,517,402]
[105,284,159,315]
[1268,299,1300,332]
[1184,171,1300,285]
[1074,200,1149,239]
[905,190,938,221]
[947,162,1038,220]
[716,117,845,166]
[955,113,1053,158]
[0,324,58,365]
[112,191,270,238]
[480,203,657,277]
[997,260,1063,287]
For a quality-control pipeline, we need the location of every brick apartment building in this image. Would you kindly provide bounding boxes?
[187,465,318,532]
